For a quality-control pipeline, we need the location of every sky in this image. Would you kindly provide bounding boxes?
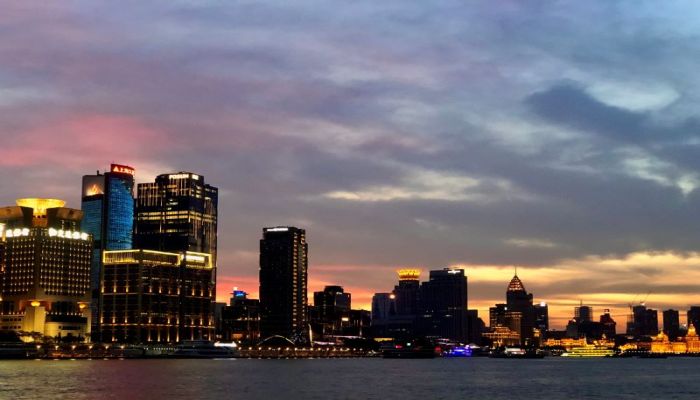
[2,1,700,329]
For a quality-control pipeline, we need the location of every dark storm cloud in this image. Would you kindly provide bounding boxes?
[2,0,700,322]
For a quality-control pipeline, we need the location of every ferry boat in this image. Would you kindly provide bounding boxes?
[561,344,615,358]
[171,340,236,358]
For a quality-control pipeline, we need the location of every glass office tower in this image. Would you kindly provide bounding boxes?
[81,163,135,340]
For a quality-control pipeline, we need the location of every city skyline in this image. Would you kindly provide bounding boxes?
[4,2,700,329]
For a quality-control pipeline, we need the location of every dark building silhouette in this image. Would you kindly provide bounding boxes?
[575,304,593,322]
[394,269,420,316]
[312,285,351,339]
[688,306,700,331]
[81,163,135,340]
[505,274,535,345]
[345,309,371,337]
[489,303,508,328]
[466,310,483,344]
[534,302,549,332]
[371,292,398,337]
[259,227,308,343]
[418,268,468,342]
[628,305,658,336]
[218,289,260,344]
[600,309,616,337]
[663,309,680,340]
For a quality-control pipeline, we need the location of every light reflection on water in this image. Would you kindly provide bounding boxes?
[0,358,697,400]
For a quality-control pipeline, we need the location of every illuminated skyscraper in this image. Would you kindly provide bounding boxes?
[0,199,92,341]
[81,163,135,340]
[259,227,308,343]
[505,274,535,345]
[134,172,218,342]
[134,172,218,262]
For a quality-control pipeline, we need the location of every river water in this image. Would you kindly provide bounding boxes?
[0,357,697,399]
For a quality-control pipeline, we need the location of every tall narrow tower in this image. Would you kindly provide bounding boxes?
[82,163,135,340]
[259,227,308,343]
[506,273,535,345]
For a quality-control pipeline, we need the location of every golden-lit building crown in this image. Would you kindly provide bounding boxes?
[16,198,66,216]
[397,269,421,281]
[507,274,526,292]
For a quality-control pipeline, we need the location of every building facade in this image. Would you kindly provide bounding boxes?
[628,305,659,336]
[0,199,92,341]
[259,227,308,343]
[312,285,351,339]
[134,172,218,263]
[132,172,218,343]
[663,309,680,340]
[101,249,215,343]
[81,163,135,340]
[218,289,260,344]
[418,268,469,342]
[505,274,536,345]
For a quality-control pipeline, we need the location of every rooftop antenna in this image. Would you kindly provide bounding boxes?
[514,265,518,276]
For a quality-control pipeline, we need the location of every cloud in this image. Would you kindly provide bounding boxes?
[2,1,700,329]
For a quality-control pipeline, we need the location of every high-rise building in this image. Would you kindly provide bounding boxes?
[575,304,593,322]
[133,171,218,342]
[259,227,308,343]
[534,302,549,332]
[0,199,92,341]
[600,309,617,337]
[370,292,395,337]
[371,293,394,323]
[628,305,659,336]
[81,163,135,340]
[418,268,468,342]
[505,274,535,345]
[134,172,218,263]
[688,306,700,331]
[101,249,215,343]
[489,303,508,328]
[663,309,680,340]
[312,285,351,338]
[394,269,420,316]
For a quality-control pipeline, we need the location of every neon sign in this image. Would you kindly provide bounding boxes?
[111,164,135,176]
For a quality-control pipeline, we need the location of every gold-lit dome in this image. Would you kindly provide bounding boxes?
[16,198,66,216]
[397,269,421,281]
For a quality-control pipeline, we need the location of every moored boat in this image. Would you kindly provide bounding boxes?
[171,340,236,358]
